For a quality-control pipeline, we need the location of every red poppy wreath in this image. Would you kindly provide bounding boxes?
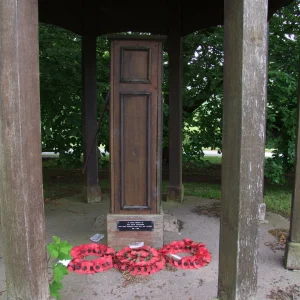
[114,245,165,276]
[67,243,116,274]
[159,238,211,269]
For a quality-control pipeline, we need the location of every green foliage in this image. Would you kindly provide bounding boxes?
[183,182,221,200]
[99,153,110,169]
[265,157,286,185]
[46,236,72,299]
[39,24,110,167]
[49,281,63,299]
[39,25,82,164]
[53,263,69,282]
[179,27,224,163]
[39,1,300,183]
[265,1,300,183]
[264,185,292,218]
[202,155,222,165]
[183,97,222,166]
[47,236,72,260]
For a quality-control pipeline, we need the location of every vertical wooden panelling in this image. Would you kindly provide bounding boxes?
[120,48,151,83]
[121,93,151,209]
[109,36,164,214]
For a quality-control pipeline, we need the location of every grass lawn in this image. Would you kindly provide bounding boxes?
[264,185,292,217]
[42,156,292,218]
[203,156,222,164]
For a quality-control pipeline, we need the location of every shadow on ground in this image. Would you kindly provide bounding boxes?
[1,195,299,300]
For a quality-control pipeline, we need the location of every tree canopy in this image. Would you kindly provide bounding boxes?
[39,0,300,183]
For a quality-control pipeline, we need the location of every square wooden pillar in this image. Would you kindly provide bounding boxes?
[285,64,300,270]
[167,1,184,202]
[0,0,50,299]
[218,0,268,299]
[107,35,165,249]
[82,35,101,203]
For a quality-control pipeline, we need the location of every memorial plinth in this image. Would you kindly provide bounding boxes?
[107,36,165,249]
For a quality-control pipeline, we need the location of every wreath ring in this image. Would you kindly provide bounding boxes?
[67,243,116,274]
[159,238,211,269]
[114,245,165,276]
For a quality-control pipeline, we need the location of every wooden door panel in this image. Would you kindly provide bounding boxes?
[110,36,163,214]
[120,47,151,83]
[121,93,151,210]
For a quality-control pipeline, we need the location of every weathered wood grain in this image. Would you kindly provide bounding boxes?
[109,36,164,215]
[82,35,101,203]
[285,63,300,270]
[167,0,184,202]
[218,0,268,299]
[290,63,300,244]
[0,0,50,299]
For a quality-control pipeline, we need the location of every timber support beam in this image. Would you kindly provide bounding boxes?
[285,63,300,270]
[167,0,184,202]
[0,0,50,299]
[218,0,268,299]
[82,34,101,203]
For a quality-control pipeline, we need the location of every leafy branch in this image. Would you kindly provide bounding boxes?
[47,236,72,299]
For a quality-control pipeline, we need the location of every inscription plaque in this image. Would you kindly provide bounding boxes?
[117,220,154,231]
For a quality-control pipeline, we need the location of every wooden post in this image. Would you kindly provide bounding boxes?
[218,0,268,299]
[167,1,184,202]
[259,21,270,221]
[285,63,300,270]
[82,35,101,203]
[107,35,165,250]
[0,0,50,299]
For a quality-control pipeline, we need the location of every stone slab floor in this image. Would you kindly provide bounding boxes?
[0,195,299,300]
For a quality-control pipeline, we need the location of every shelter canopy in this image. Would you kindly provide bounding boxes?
[38,0,293,37]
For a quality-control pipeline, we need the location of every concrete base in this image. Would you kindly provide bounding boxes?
[167,184,184,202]
[107,213,163,250]
[285,241,300,270]
[259,203,267,223]
[2,195,300,300]
[164,214,181,233]
[83,185,101,203]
